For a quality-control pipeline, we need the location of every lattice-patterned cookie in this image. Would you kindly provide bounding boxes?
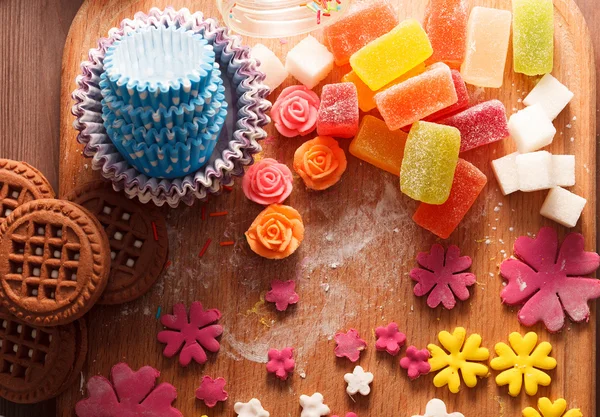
[0,159,55,223]
[0,308,76,403]
[0,199,110,326]
[66,181,168,304]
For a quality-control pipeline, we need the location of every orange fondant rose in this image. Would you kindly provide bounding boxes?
[293,136,347,190]
[245,204,304,259]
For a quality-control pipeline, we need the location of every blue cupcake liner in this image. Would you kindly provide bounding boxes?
[100,63,224,131]
[102,94,228,147]
[103,25,215,110]
[106,104,227,179]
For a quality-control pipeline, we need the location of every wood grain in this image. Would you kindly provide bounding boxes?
[0,0,598,416]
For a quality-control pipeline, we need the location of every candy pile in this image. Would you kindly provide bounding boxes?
[249,0,581,242]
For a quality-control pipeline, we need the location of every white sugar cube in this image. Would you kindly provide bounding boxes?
[523,74,574,120]
[551,155,575,187]
[491,152,519,195]
[285,35,334,89]
[540,186,586,228]
[508,104,556,153]
[516,151,553,192]
[251,44,288,92]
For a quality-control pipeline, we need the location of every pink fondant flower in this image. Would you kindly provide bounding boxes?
[410,244,476,309]
[195,376,228,408]
[375,322,406,356]
[400,346,431,380]
[157,302,223,366]
[271,85,320,137]
[75,363,182,417]
[500,227,600,332]
[265,279,299,311]
[334,329,367,362]
[266,347,295,380]
[243,158,294,205]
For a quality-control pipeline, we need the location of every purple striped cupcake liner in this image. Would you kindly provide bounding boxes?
[72,7,271,207]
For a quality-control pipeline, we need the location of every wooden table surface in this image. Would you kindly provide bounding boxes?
[0,0,599,416]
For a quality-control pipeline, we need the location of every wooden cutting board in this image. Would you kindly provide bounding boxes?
[57,0,596,416]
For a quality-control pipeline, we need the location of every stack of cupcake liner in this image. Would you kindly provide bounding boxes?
[72,7,270,207]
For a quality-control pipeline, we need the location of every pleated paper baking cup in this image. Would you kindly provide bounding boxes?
[100,65,226,132]
[103,25,215,110]
[106,104,226,179]
[71,8,270,207]
[102,84,228,147]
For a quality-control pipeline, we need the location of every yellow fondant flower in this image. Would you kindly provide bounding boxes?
[523,398,582,417]
[491,332,556,397]
[427,327,489,393]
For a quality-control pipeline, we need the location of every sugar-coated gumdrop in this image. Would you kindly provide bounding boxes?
[400,121,461,205]
[424,0,468,68]
[460,7,512,88]
[350,19,433,91]
[422,70,469,123]
[438,100,509,153]
[317,83,359,139]
[324,1,399,66]
[342,64,426,113]
[376,63,458,131]
[512,0,554,76]
[349,115,408,176]
[413,159,487,239]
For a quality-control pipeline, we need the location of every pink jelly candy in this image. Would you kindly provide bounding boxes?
[438,99,509,153]
[500,227,600,332]
[317,83,359,138]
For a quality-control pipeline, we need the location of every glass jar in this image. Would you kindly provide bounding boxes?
[216,0,352,38]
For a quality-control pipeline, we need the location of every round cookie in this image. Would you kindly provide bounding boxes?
[65,181,169,304]
[0,308,77,403]
[0,199,111,326]
[53,317,87,397]
[0,159,56,222]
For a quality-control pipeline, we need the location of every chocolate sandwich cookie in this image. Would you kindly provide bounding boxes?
[0,159,55,222]
[0,199,110,326]
[66,181,169,304]
[0,308,77,403]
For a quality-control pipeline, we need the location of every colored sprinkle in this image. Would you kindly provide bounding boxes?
[279,38,288,45]
[201,206,207,221]
[223,185,233,191]
[335,0,341,3]
[151,221,158,241]
[164,260,172,269]
[323,12,330,16]
[209,211,229,217]
[198,239,212,257]
[317,10,321,24]
[307,3,318,13]
[156,306,162,320]
[220,241,235,246]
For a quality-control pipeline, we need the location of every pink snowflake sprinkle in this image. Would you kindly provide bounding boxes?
[75,363,182,417]
[334,329,367,362]
[500,227,600,332]
[410,244,476,309]
[157,302,223,366]
[266,347,295,380]
[400,346,431,380]
[375,322,406,356]
[265,280,299,311]
[195,376,228,408]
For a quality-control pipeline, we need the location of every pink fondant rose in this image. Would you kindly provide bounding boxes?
[271,85,320,137]
[243,158,294,205]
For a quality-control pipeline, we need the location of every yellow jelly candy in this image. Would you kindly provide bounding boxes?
[428,327,489,393]
[400,121,460,205]
[342,64,426,112]
[523,398,582,417]
[350,19,433,91]
[349,116,408,176]
[513,0,554,76]
[490,332,556,397]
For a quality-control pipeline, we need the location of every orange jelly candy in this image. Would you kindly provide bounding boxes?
[349,115,407,175]
[424,0,468,68]
[324,1,399,66]
[413,159,487,239]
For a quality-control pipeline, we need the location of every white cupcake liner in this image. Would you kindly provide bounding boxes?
[103,25,215,110]
[71,7,271,207]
